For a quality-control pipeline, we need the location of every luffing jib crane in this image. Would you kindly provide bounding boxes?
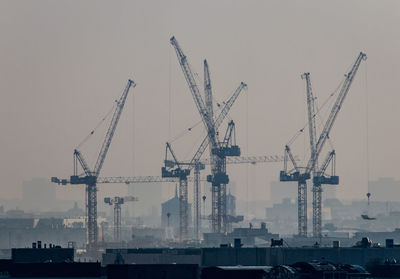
[51,79,135,248]
[166,36,247,240]
[280,52,366,237]
[104,196,138,242]
[203,58,241,234]
[302,72,338,237]
[53,154,286,242]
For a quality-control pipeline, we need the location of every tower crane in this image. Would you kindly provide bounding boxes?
[303,73,339,237]
[169,36,245,238]
[51,79,135,248]
[54,151,287,242]
[280,52,367,237]
[104,196,138,242]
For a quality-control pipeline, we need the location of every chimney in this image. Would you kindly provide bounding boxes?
[234,238,242,248]
[386,239,394,248]
[261,222,266,230]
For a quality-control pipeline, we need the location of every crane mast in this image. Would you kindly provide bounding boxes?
[303,73,318,173]
[280,52,366,237]
[104,196,138,242]
[161,81,245,241]
[168,36,246,239]
[216,120,239,233]
[198,59,216,241]
[302,72,322,237]
[55,151,285,243]
[203,58,229,234]
[308,53,366,237]
[170,36,217,241]
[52,79,135,249]
[88,79,135,247]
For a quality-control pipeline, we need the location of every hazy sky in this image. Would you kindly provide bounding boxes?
[1,0,399,206]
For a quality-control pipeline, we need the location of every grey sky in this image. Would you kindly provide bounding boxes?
[0,0,399,205]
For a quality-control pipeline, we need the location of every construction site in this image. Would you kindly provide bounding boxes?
[1,1,400,277]
[45,36,370,257]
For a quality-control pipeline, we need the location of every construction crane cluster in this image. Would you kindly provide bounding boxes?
[280,52,367,237]
[51,36,367,249]
[160,36,251,241]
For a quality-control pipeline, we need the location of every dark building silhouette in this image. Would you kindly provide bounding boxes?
[161,186,191,238]
[107,264,198,279]
[12,241,74,263]
[0,218,85,248]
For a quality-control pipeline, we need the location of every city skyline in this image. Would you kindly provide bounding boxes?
[0,0,399,208]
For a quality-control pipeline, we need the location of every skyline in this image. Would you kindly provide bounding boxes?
[1,0,400,206]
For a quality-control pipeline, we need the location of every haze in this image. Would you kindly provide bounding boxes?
[0,0,399,208]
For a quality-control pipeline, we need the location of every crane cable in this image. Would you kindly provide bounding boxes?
[286,77,345,147]
[76,101,117,150]
[365,60,370,191]
[168,85,239,157]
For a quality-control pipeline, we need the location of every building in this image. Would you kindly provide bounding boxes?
[269,180,336,204]
[203,223,278,247]
[12,241,74,263]
[226,191,236,217]
[65,202,85,218]
[266,198,297,220]
[161,187,192,239]
[202,266,272,279]
[0,261,101,278]
[0,218,86,248]
[107,264,198,279]
[103,246,400,268]
[103,249,202,266]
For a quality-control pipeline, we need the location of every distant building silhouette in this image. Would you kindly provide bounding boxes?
[266,198,297,220]
[226,191,236,217]
[269,180,336,203]
[161,186,191,238]
[65,202,84,218]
